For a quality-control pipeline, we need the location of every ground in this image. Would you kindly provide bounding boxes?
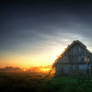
[0,71,92,92]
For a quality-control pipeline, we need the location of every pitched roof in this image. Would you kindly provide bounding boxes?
[68,40,86,49]
[57,40,87,58]
[52,40,92,67]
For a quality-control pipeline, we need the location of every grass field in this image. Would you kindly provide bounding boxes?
[46,76,92,92]
[0,71,92,92]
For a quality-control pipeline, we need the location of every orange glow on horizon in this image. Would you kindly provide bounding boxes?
[0,44,65,69]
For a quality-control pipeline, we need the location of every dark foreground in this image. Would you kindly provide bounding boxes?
[0,71,92,92]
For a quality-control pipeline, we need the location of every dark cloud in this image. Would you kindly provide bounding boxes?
[0,1,92,53]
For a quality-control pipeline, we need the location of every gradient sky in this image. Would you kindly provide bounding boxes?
[0,1,92,68]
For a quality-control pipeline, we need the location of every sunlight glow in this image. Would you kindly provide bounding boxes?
[0,42,65,68]
[40,67,51,72]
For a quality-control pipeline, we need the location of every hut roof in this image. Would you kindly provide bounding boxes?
[52,40,92,67]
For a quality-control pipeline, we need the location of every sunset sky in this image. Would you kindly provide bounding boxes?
[0,1,92,68]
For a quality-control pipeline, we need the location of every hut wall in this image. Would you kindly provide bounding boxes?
[56,64,72,75]
[62,64,72,74]
[79,64,87,74]
[55,64,63,75]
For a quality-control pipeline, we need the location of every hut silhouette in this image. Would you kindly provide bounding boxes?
[53,40,92,76]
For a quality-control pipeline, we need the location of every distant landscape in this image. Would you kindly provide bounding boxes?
[0,67,92,92]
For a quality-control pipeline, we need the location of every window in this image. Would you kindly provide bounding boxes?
[88,56,90,64]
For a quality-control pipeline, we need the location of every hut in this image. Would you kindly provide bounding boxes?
[53,40,92,76]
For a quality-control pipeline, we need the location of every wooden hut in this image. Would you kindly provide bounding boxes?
[53,40,92,76]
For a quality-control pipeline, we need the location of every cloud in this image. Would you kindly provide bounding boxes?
[1,2,92,54]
